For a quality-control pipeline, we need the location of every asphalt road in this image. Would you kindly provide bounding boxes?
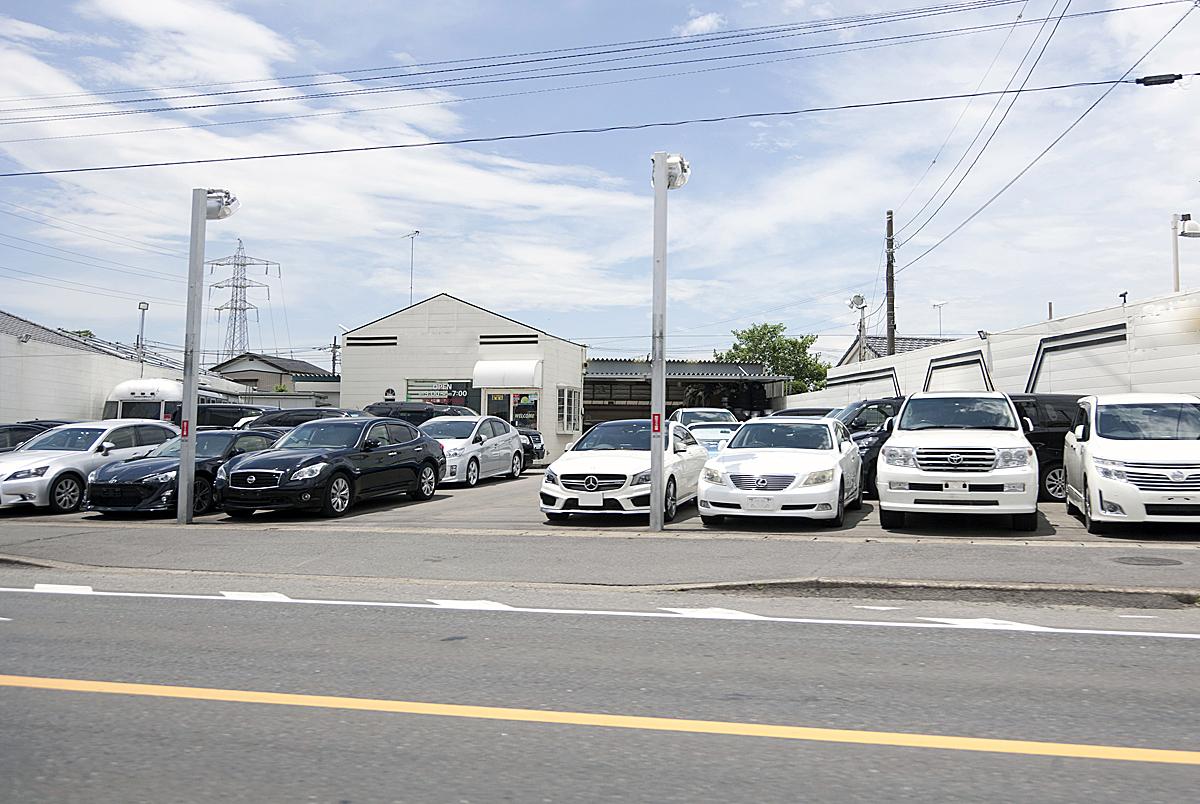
[2,575,1199,803]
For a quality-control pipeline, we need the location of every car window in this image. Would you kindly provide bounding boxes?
[727,422,834,450]
[486,420,506,439]
[857,405,888,427]
[106,426,137,449]
[387,422,418,443]
[677,428,698,447]
[202,407,247,427]
[134,425,173,447]
[234,435,273,453]
[1013,400,1039,426]
[366,422,396,446]
[1038,401,1075,427]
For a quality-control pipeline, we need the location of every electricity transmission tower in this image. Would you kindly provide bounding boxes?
[207,239,279,361]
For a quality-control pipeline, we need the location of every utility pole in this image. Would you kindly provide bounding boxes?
[329,335,340,373]
[885,209,896,356]
[1172,213,1182,293]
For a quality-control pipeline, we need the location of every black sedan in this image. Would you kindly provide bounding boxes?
[215,417,445,518]
[85,430,279,515]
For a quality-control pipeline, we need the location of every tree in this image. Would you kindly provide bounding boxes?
[714,323,829,394]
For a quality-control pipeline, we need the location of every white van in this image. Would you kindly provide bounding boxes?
[876,392,1039,531]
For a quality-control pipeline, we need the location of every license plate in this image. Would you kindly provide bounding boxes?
[576,492,604,508]
[746,496,774,510]
[945,482,969,491]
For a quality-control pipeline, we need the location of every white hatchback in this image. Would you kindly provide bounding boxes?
[420,416,525,487]
[698,417,862,527]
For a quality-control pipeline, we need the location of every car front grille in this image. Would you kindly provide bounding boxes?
[915,448,996,472]
[728,474,795,491]
[1124,470,1200,492]
[561,474,626,491]
[229,470,282,489]
[1145,504,1200,516]
[529,433,544,446]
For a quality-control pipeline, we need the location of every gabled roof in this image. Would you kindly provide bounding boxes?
[0,309,113,355]
[344,293,583,347]
[586,358,790,382]
[838,334,954,365]
[209,352,335,378]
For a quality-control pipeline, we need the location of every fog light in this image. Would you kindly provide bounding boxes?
[1101,499,1125,515]
[161,495,170,503]
[301,492,312,501]
[449,466,458,476]
[1003,483,1025,492]
[815,503,832,511]
[888,481,908,491]
[698,498,710,508]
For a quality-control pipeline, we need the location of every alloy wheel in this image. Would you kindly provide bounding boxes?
[192,480,213,515]
[466,460,479,486]
[664,480,677,521]
[1044,467,1066,501]
[53,477,81,512]
[420,466,436,497]
[329,476,351,513]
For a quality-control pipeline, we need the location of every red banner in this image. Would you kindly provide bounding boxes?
[181,421,189,438]
[651,413,661,433]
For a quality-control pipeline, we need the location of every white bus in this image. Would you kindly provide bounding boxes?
[102,379,228,422]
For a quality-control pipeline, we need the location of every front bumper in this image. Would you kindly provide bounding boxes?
[876,464,1038,514]
[216,477,324,511]
[698,478,840,518]
[0,476,51,508]
[441,454,473,483]
[539,480,651,514]
[85,481,175,513]
[1087,475,1200,524]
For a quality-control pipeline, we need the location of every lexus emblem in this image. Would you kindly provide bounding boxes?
[755,477,769,488]
[1171,471,1186,482]
[583,475,599,491]
[246,475,256,485]
[947,454,963,465]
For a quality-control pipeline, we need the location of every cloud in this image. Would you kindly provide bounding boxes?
[674,9,727,37]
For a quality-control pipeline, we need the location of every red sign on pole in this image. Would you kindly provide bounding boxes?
[181,420,189,438]
[651,413,661,433]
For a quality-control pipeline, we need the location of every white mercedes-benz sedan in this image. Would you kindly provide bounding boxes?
[0,419,179,513]
[697,417,863,527]
[539,419,708,522]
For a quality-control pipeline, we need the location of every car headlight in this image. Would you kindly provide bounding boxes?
[520,435,532,445]
[87,470,99,483]
[800,469,834,486]
[7,465,49,480]
[446,448,465,458]
[882,447,917,468]
[216,465,228,481]
[631,469,653,486]
[702,466,723,485]
[856,436,881,453]
[544,468,559,486]
[144,470,177,484]
[291,462,327,481]
[997,448,1032,469]
[1093,457,1127,481]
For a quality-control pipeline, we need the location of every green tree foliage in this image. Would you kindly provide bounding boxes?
[714,323,829,394]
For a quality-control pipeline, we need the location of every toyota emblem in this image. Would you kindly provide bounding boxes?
[583,475,600,491]
[947,454,963,465]
[246,475,256,485]
[1171,470,1186,482]
[755,477,768,489]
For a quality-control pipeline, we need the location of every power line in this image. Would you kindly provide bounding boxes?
[0,231,182,278]
[0,264,183,305]
[0,201,186,257]
[0,78,1158,179]
[0,238,185,284]
[897,6,1195,275]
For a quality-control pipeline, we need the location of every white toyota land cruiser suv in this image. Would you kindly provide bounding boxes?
[876,391,1039,531]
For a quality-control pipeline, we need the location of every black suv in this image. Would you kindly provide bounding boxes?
[171,404,278,430]
[244,407,369,428]
[516,426,546,463]
[832,398,905,496]
[363,401,467,425]
[215,417,445,518]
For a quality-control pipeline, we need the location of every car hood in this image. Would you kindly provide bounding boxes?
[0,450,84,474]
[93,456,181,482]
[1089,440,1200,464]
[709,449,838,475]
[887,429,1028,449]
[689,427,739,441]
[226,448,335,471]
[549,450,655,475]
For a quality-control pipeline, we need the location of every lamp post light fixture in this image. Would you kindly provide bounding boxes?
[136,301,149,378]
[177,188,239,525]
[847,294,867,362]
[1173,213,1200,292]
[649,151,690,533]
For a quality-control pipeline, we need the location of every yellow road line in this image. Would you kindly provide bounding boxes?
[2,673,1197,765]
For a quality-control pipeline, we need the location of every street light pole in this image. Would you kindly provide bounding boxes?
[402,230,420,306]
[178,188,239,525]
[1173,213,1182,293]
[136,301,149,378]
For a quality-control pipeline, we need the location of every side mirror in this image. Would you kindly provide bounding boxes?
[363,438,381,451]
[674,441,688,453]
[883,417,894,433]
[473,434,485,444]
[565,441,576,451]
[851,417,867,429]
[99,441,117,455]
[1072,424,1086,441]
[230,448,245,456]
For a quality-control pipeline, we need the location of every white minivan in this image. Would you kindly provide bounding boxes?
[1063,394,1200,533]
[876,392,1039,531]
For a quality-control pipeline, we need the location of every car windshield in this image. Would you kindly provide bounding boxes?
[421,420,477,439]
[1096,403,1200,440]
[898,397,1017,430]
[688,423,739,439]
[573,421,665,451]
[679,410,736,425]
[152,434,233,459]
[275,421,364,449]
[726,422,833,450]
[18,427,105,452]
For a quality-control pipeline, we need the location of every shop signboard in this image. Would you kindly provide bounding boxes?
[408,380,480,411]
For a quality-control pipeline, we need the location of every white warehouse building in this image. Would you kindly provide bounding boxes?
[338,294,587,459]
[786,289,1200,406]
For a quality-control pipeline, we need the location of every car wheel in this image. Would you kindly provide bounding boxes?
[464,458,480,488]
[1081,481,1110,535]
[847,471,864,511]
[225,508,255,520]
[864,463,878,498]
[1012,511,1039,532]
[192,477,214,516]
[663,478,678,523]
[410,463,438,501]
[1040,463,1066,503]
[545,511,570,523]
[508,451,523,479]
[48,474,83,514]
[700,514,724,526]
[828,480,846,528]
[878,507,905,530]
[320,473,353,518]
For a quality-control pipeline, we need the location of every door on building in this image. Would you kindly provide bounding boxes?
[484,391,539,429]
[487,393,509,420]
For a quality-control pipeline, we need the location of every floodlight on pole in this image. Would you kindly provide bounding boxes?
[1172,213,1199,293]
[136,301,149,378]
[847,295,867,363]
[177,188,238,525]
[649,151,689,532]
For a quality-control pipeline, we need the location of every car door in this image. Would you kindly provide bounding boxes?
[836,423,861,498]
[84,425,142,473]
[386,422,424,489]
[480,419,505,476]
[670,426,701,496]
[1062,402,1090,502]
[357,421,399,494]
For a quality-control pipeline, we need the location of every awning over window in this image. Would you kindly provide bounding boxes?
[472,359,543,388]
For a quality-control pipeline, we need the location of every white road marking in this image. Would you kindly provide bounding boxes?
[219,591,293,602]
[32,584,93,594]
[661,607,770,620]
[855,605,901,611]
[428,599,515,610]
[1,587,1197,640]
[0,616,9,622]
[1118,615,1158,619]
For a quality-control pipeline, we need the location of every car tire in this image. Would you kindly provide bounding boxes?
[864,464,879,499]
[410,462,438,501]
[847,472,864,511]
[663,478,678,523]
[320,473,353,518]
[1040,462,1066,503]
[828,480,846,528]
[878,507,905,530]
[464,458,480,488]
[192,477,214,516]
[700,514,724,527]
[48,474,84,514]
[1081,481,1110,535]
[225,508,255,520]
[545,511,570,523]
[508,451,523,479]
[1012,511,1039,532]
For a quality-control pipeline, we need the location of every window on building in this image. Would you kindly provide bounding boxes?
[557,388,582,433]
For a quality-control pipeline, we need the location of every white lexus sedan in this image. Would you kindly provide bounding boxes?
[0,419,179,513]
[540,419,708,522]
[420,415,525,486]
[697,417,863,527]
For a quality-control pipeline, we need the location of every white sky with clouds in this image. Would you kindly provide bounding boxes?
[0,0,1196,368]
